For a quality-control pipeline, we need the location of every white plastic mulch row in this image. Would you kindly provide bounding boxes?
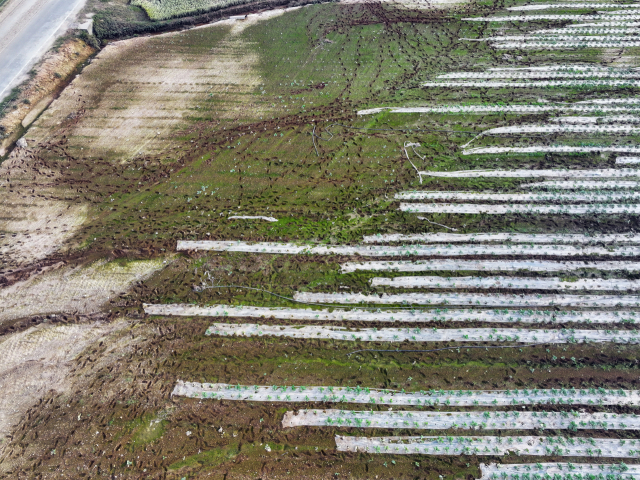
[566,21,640,26]
[420,169,640,178]
[463,14,640,21]
[361,233,640,244]
[177,241,640,257]
[487,65,636,72]
[479,463,640,480]
[172,381,639,406]
[395,191,640,202]
[399,203,640,215]
[537,28,640,34]
[205,323,640,344]
[370,275,640,291]
[490,36,640,41]
[144,304,640,325]
[335,435,640,458]
[507,4,640,10]
[283,409,640,430]
[423,80,640,87]
[607,11,640,16]
[551,116,640,124]
[493,42,640,49]
[580,98,640,104]
[482,125,640,135]
[357,105,640,115]
[437,70,640,79]
[617,157,640,164]
[293,291,640,307]
[482,37,640,43]
[524,181,640,189]
[343,259,640,274]
[503,37,640,42]
[536,27,640,34]
[462,147,640,155]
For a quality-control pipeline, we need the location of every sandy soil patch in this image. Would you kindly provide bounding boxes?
[0,319,126,456]
[0,143,88,271]
[27,16,269,163]
[0,193,88,270]
[0,258,165,323]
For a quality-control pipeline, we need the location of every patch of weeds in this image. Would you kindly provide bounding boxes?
[0,87,21,115]
[130,417,167,448]
[77,30,101,50]
[168,444,239,470]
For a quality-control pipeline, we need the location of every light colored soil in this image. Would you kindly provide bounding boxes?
[0,319,162,475]
[294,291,640,307]
[0,12,276,269]
[601,48,639,66]
[0,319,126,456]
[145,303,637,324]
[0,193,88,268]
[362,232,640,243]
[175,382,639,406]
[0,258,165,323]
[27,15,270,163]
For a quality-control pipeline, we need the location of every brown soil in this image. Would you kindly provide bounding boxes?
[0,319,125,457]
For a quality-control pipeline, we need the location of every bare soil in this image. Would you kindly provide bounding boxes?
[0,319,125,457]
[0,38,96,156]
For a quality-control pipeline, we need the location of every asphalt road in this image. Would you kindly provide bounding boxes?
[0,0,86,101]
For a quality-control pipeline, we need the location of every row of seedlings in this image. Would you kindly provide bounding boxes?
[144,304,640,324]
[292,291,640,307]
[283,409,640,431]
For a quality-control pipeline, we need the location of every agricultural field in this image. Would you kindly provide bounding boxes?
[2,0,640,477]
[130,0,259,20]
